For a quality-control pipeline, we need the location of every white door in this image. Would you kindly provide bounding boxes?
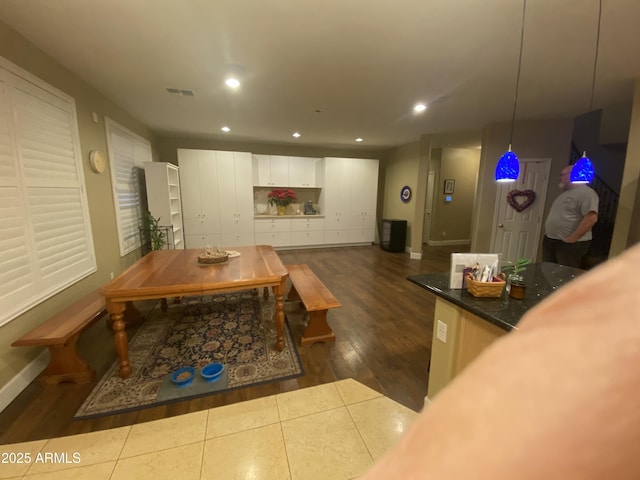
[491,158,551,263]
[423,171,435,244]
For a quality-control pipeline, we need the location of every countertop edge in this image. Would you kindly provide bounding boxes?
[407,276,517,332]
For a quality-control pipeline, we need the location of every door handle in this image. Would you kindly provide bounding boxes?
[498,224,504,228]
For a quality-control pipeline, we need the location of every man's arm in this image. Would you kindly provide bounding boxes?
[564,210,597,243]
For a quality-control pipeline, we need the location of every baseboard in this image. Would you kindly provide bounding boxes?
[410,252,423,260]
[0,350,48,413]
[424,395,432,408]
[426,239,471,247]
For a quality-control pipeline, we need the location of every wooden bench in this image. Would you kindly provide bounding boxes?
[286,264,342,346]
[12,289,108,385]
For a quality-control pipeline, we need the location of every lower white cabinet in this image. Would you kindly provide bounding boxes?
[325,229,349,244]
[222,232,255,246]
[291,230,324,245]
[291,218,325,246]
[254,218,291,247]
[253,217,328,247]
[185,234,222,250]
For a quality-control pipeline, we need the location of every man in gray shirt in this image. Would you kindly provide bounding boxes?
[542,165,599,268]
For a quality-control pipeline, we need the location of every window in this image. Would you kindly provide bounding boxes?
[104,118,151,256]
[0,58,96,327]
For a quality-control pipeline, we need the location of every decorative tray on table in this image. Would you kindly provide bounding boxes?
[197,249,229,265]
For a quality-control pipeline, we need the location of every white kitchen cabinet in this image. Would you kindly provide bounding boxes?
[291,217,325,246]
[179,149,254,248]
[254,218,291,247]
[323,158,352,232]
[349,158,379,243]
[217,151,254,246]
[289,156,322,187]
[178,149,222,249]
[324,229,349,245]
[144,162,184,249]
[322,157,378,244]
[252,154,289,186]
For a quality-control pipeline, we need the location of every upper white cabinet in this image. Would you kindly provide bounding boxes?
[144,162,184,249]
[252,154,289,186]
[288,156,323,187]
[252,154,322,188]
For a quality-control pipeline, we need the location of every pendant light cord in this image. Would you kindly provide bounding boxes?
[589,0,602,112]
[509,0,527,146]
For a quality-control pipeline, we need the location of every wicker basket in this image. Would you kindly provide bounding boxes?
[465,273,506,298]
[197,252,229,264]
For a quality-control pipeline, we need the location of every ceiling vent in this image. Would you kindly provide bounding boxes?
[166,88,196,97]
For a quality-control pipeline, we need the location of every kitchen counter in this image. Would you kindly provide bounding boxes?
[407,262,585,399]
[407,262,584,332]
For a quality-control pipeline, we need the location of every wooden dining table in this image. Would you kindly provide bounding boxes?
[101,245,289,378]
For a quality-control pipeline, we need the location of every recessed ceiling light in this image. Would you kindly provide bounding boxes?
[355,137,364,142]
[292,132,301,138]
[225,78,240,88]
[221,126,231,133]
[413,103,427,113]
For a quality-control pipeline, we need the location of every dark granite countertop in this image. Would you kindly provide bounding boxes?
[407,262,584,332]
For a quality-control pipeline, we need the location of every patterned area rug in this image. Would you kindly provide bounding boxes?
[74,291,303,419]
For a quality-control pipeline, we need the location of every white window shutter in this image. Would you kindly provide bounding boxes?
[0,59,96,326]
[105,118,151,256]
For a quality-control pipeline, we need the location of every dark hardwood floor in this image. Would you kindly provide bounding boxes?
[0,243,468,445]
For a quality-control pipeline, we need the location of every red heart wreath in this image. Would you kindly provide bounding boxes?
[507,189,536,212]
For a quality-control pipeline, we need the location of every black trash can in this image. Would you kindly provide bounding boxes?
[380,219,407,252]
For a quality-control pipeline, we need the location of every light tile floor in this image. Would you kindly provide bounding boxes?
[0,379,419,480]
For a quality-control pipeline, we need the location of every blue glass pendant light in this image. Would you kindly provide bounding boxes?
[570,152,595,184]
[495,145,520,183]
[495,0,527,183]
[571,0,601,185]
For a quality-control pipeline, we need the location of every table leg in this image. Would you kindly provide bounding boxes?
[274,279,286,352]
[107,301,132,378]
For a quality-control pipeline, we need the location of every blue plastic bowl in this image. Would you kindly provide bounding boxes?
[201,362,225,382]
[171,366,196,387]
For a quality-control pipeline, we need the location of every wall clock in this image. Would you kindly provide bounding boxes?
[400,185,412,203]
[89,150,106,173]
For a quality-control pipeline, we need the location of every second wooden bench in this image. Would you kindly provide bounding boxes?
[286,264,342,346]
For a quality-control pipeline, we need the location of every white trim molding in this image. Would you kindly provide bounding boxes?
[0,350,48,413]
[426,239,471,247]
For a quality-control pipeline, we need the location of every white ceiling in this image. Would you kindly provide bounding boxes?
[1,0,639,150]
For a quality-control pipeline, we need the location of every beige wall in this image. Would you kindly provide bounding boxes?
[0,21,159,391]
[471,118,574,254]
[381,141,420,247]
[429,147,480,243]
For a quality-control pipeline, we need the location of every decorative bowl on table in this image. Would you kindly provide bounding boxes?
[171,366,196,387]
[197,250,229,264]
[200,362,225,382]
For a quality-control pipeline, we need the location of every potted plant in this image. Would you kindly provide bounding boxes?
[143,211,166,251]
[267,188,297,215]
[501,258,531,299]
